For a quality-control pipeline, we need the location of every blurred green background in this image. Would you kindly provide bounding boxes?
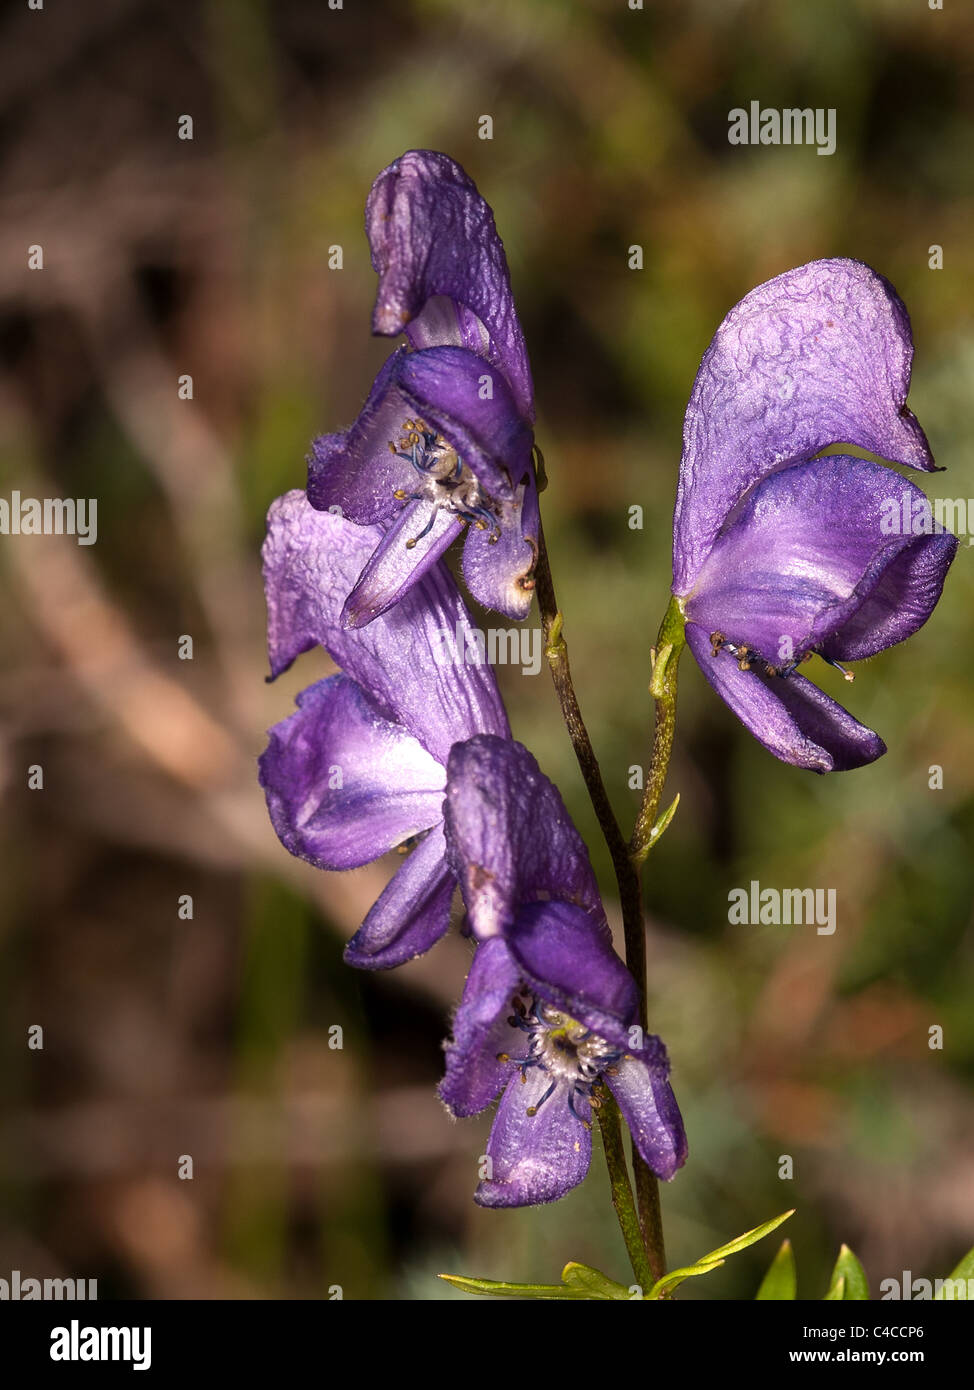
[0,0,972,1300]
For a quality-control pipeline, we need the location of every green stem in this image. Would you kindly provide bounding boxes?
[597,1094,653,1292]
[532,470,666,1283]
[630,595,686,864]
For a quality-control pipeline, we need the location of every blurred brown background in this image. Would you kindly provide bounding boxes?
[0,0,972,1300]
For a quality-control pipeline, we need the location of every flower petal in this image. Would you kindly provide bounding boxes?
[475,1068,591,1208]
[394,344,534,499]
[366,150,534,421]
[825,529,957,661]
[686,456,952,665]
[509,900,637,1049]
[461,470,539,621]
[341,500,463,629]
[306,347,413,525]
[343,821,455,969]
[439,938,522,1118]
[443,735,602,939]
[673,258,936,594]
[259,675,445,870]
[606,1041,688,1182]
[686,622,886,772]
[262,491,510,765]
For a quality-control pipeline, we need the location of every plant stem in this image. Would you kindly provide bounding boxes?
[631,595,686,865]
[597,1095,653,1292]
[533,490,667,1283]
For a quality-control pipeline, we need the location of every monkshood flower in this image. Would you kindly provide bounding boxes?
[307,150,539,630]
[258,489,509,969]
[438,735,686,1207]
[672,258,957,771]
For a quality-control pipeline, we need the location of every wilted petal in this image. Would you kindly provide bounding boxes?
[439,938,522,1118]
[262,491,509,764]
[674,258,936,593]
[341,500,463,629]
[606,1041,688,1182]
[443,735,602,939]
[366,150,534,421]
[475,1068,591,1208]
[686,456,954,665]
[343,822,455,969]
[462,471,539,621]
[259,675,445,870]
[685,623,886,772]
[509,901,637,1049]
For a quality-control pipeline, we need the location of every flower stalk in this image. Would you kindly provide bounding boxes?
[533,468,669,1283]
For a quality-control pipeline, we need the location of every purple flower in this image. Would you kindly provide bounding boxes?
[438,736,687,1207]
[308,151,539,630]
[672,259,957,771]
[258,490,509,968]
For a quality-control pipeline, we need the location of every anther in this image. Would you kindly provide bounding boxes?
[820,653,855,681]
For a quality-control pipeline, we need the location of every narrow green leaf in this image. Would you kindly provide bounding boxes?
[438,1273,593,1300]
[934,1243,974,1300]
[561,1262,633,1300]
[648,1209,794,1299]
[826,1245,870,1301]
[756,1239,797,1300]
[823,1274,846,1301]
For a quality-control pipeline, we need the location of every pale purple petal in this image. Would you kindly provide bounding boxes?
[443,735,602,940]
[475,1068,591,1208]
[262,491,509,764]
[341,500,462,629]
[685,623,886,772]
[259,675,445,870]
[674,258,936,593]
[606,1041,688,1182]
[461,470,539,621]
[686,456,955,665]
[306,348,412,525]
[366,150,534,420]
[439,938,522,1118]
[343,822,454,969]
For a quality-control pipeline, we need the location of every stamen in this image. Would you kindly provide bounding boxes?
[820,653,855,681]
[405,509,439,550]
[525,1081,557,1117]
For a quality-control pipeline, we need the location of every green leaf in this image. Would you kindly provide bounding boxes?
[561,1262,634,1300]
[647,1208,795,1299]
[756,1239,797,1300]
[439,1261,631,1301]
[825,1245,870,1301]
[633,793,681,865]
[439,1274,591,1300]
[934,1243,974,1300]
